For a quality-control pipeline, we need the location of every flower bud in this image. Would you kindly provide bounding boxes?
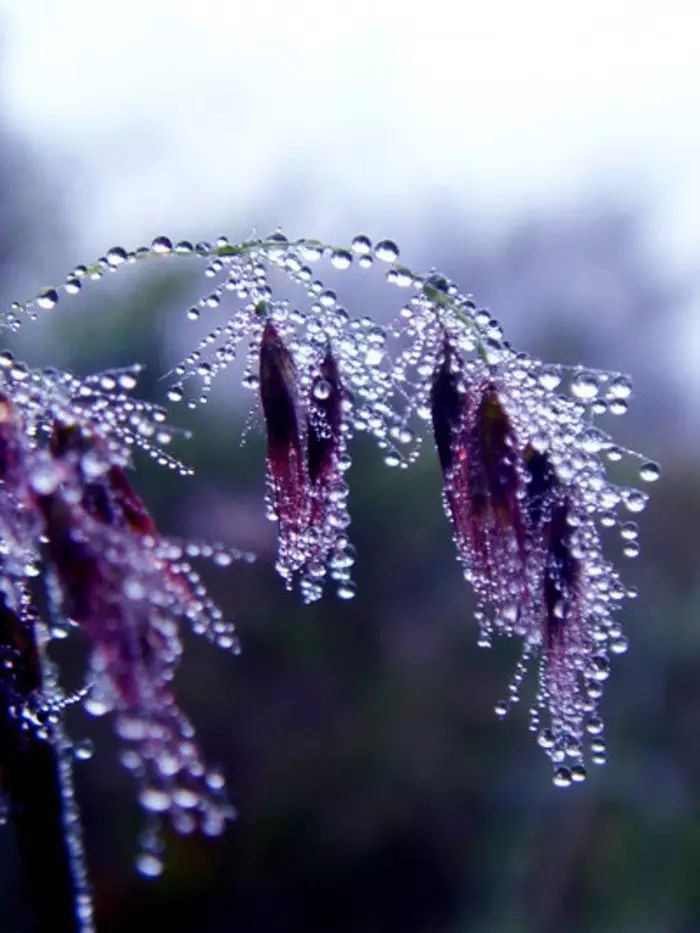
[259,322,307,586]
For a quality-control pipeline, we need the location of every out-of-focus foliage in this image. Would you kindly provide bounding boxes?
[0,155,697,933]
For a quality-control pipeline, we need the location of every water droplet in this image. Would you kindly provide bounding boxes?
[609,399,628,416]
[624,490,648,513]
[351,234,372,255]
[607,375,632,399]
[610,636,629,654]
[136,852,164,878]
[167,386,184,403]
[570,372,598,400]
[553,767,572,788]
[84,696,111,717]
[151,236,173,254]
[139,787,171,813]
[639,460,660,483]
[374,239,399,262]
[107,246,127,267]
[37,289,58,310]
[312,378,331,400]
[337,581,356,600]
[330,249,352,270]
[29,464,60,495]
[538,367,562,391]
[73,738,95,761]
[119,373,138,391]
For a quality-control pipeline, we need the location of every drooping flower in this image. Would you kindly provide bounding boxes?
[259,320,308,586]
[430,345,526,641]
[0,359,244,866]
[259,322,353,602]
[429,341,643,782]
[0,231,656,793]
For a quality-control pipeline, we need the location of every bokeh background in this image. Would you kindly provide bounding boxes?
[0,3,698,931]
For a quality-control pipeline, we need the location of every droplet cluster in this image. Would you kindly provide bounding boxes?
[0,358,248,873]
[1,230,658,793]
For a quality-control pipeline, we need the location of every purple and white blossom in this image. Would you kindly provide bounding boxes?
[0,230,659,819]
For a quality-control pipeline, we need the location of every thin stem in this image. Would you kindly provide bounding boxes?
[2,234,492,353]
[0,598,93,932]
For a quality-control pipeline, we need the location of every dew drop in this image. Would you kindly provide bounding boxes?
[337,581,356,600]
[119,373,138,391]
[37,289,59,310]
[552,767,573,788]
[301,243,322,262]
[107,246,128,267]
[538,367,562,391]
[624,490,648,513]
[609,399,628,416]
[139,787,171,813]
[73,738,95,761]
[151,236,173,254]
[351,234,372,255]
[570,373,598,400]
[312,378,331,400]
[374,239,399,263]
[136,852,164,878]
[639,460,660,483]
[607,375,632,399]
[84,696,111,717]
[330,249,352,270]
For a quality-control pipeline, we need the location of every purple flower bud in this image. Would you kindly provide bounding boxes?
[0,395,22,485]
[259,326,353,602]
[34,423,232,831]
[431,349,525,631]
[303,346,352,602]
[259,321,308,585]
[307,348,343,486]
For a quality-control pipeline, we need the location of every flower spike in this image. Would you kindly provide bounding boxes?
[259,326,354,602]
[259,320,308,587]
[431,347,526,639]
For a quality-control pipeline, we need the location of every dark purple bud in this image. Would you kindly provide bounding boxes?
[260,321,302,461]
[259,322,307,583]
[523,445,557,528]
[0,395,21,484]
[430,347,463,474]
[543,498,580,650]
[431,354,528,632]
[307,347,343,485]
[469,388,522,539]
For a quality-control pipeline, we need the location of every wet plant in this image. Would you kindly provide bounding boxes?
[0,231,659,930]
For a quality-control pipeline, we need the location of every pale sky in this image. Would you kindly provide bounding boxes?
[1,0,699,378]
[3,1,700,252]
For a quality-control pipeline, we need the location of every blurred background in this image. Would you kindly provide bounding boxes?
[0,2,698,931]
